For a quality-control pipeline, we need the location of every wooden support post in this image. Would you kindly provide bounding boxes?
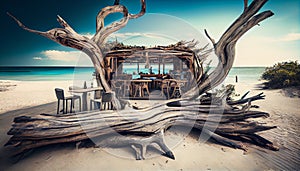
[158,58,161,74]
[117,61,123,75]
[82,81,87,111]
[163,58,165,74]
[180,59,183,72]
[115,58,118,77]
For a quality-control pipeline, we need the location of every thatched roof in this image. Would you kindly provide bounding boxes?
[105,42,195,63]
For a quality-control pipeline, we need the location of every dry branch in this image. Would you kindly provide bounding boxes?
[185,0,273,98]
[5,92,278,160]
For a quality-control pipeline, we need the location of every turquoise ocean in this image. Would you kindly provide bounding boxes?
[0,66,266,84]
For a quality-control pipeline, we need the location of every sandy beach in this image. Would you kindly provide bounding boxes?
[0,80,74,115]
[0,80,299,170]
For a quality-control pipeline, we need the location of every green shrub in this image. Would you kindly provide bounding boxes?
[262,61,300,88]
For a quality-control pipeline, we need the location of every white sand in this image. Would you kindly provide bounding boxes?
[0,80,299,170]
[0,80,73,114]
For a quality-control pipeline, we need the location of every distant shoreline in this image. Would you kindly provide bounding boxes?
[0,66,94,68]
[0,66,266,82]
[0,66,268,68]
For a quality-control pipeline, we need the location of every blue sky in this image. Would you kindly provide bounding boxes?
[0,0,299,66]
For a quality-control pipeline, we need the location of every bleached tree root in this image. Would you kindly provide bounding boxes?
[5,95,278,160]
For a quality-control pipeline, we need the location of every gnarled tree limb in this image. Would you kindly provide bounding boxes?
[7,13,110,92]
[185,0,273,99]
[93,0,146,46]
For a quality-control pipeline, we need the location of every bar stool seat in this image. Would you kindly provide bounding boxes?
[141,82,150,97]
[133,83,141,97]
[123,80,132,97]
[160,80,170,99]
[111,80,123,97]
[170,82,182,98]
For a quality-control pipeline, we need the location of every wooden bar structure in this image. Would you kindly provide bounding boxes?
[105,42,195,82]
[103,42,197,99]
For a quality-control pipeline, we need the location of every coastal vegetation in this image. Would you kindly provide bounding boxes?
[262,61,300,89]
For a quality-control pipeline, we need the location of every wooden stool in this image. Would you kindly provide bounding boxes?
[160,80,170,99]
[171,84,181,98]
[123,81,132,97]
[141,82,150,97]
[133,83,141,97]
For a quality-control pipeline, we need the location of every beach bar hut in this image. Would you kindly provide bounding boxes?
[103,42,197,99]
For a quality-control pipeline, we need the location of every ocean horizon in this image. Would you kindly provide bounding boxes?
[0,66,266,84]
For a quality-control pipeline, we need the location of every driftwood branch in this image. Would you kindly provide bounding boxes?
[93,0,146,46]
[244,0,249,11]
[204,29,216,46]
[5,93,278,159]
[7,13,110,93]
[185,0,273,99]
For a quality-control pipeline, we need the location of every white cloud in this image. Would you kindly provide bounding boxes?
[281,33,300,41]
[248,33,300,43]
[33,57,43,60]
[42,50,87,62]
[81,32,94,39]
[87,31,203,47]
[110,32,145,38]
[41,50,93,66]
[235,35,300,66]
[110,32,174,40]
[81,32,157,41]
[108,32,179,46]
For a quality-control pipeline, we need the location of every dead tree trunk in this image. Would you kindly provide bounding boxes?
[185,0,273,98]
[8,0,146,110]
[6,0,277,160]
[5,93,278,160]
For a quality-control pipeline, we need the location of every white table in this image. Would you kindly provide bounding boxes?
[69,87,103,111]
